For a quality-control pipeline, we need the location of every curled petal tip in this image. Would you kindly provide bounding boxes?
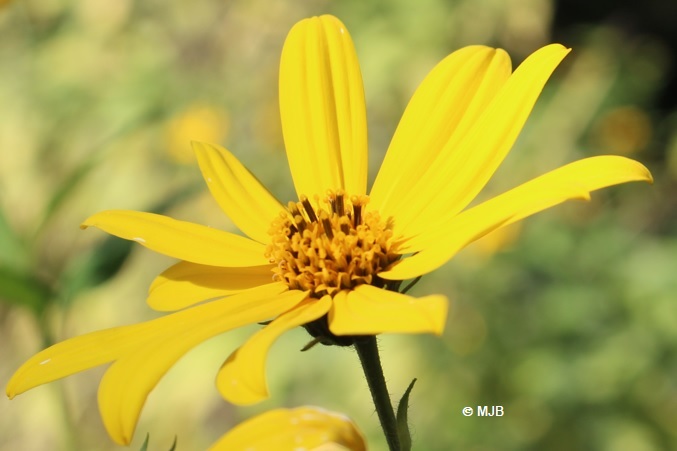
[80,214,96,229]
[643,168,654,184]
[614,157,654,184]
[545,42,571,53]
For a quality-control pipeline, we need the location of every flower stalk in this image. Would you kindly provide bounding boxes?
[354,336,400,451]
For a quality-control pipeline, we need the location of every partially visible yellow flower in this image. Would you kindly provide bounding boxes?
[165,104,229,164]
[592,105,652,156]
[6,15,652,446]
[210,406,366,451]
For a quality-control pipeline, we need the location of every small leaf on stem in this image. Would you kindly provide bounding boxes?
[396,378,417,451]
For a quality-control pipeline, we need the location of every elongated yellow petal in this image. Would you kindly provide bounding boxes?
[6,282,288,401]
[81,210,268,267]
[7,283,295,445]
[389,44,571,240]
[97,284,304,445]
[6,326,142,399]
[280,15,368,200]
[382,156,652,280]
[370,45,511,216]
[328,286,448,336]
[209,407,367,451]
[216,296,329,405]
[192,141,283,244]
[147,261,275,311]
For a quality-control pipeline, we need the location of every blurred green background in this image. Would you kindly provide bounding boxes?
[1,0,675,450]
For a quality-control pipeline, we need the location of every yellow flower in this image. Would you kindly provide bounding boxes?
[6,15,652,446]
[209,406,366,451]
[165,104,229,164]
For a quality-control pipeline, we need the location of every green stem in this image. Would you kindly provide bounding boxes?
[354,336,400,451]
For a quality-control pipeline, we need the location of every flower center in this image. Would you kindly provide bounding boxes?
[266,190,401,299]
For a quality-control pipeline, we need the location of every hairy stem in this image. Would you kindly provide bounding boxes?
[354,336,400,451]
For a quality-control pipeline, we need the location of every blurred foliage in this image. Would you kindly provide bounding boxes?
[1,0,675,450]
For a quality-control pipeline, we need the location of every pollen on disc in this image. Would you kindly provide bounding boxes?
[265,191,400,299]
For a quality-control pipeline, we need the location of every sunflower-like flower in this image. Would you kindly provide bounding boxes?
[210,406,366,451]
[7,14,651,446]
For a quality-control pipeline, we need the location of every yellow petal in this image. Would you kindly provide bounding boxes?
[279,15,368,200]
[209,406,367,451]
[370,45,511,217]
[7,283,295,445]
[97,284,305,445]
[328,285,448,336]
[388,44,571,240]
[6,326,142,399]
[382,156,653,280]
[147,261,275,311]
[216,296,330,405]
[6,282,287,399]
[192,141,283,244]
[81,210,268,267]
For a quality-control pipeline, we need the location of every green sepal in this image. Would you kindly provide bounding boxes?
[300,337,322,351]
[396,378,417,451]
